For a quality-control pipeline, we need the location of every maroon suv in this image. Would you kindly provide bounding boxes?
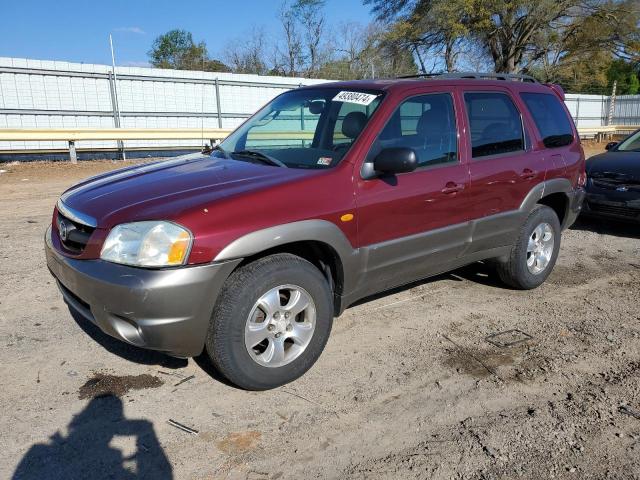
[46,73,585,390]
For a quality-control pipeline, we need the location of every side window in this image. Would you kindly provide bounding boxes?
[464,92,524,158]
[377,93,458,168]
[521,92,574,148]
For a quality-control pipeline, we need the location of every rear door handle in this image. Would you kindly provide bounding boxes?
[441,182,464,194]
[520,169,537,180]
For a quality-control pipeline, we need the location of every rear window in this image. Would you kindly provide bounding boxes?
[464,92,524,158]
[521,92,574,148]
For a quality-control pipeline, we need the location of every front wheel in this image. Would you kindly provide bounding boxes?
[205,253,333,390]
[496,205,561,290]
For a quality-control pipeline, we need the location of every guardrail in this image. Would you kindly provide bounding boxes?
[1,125,639,162]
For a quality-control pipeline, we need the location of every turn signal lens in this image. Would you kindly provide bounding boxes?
[168,231,191,264]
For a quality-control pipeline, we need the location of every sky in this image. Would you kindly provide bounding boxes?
[0,0,374,67]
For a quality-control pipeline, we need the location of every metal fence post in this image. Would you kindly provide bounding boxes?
[215,78,223,129]
[298,83,305,134]
[107,72,126,160]
[68,141,77,164]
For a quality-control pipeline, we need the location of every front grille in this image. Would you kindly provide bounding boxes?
[588,202,640,218]
[57,212,95,253]
[592,179,640,191]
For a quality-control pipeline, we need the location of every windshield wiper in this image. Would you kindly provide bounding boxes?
[232,149,288,168]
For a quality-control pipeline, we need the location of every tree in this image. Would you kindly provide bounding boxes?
[607,59,640,94]
[629,72,640,95]
[365,0,640,75]
[223,27,270,75]
[277,1,304,76]
[148,29,230,72]
[292,0,329,76]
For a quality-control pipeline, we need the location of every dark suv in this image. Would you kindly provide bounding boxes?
[46,73,585,390]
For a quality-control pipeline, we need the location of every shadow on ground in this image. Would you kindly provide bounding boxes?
[69,307,238,388]
[68,307,187,369]
[12,395,172,480]
[571,215,640,239]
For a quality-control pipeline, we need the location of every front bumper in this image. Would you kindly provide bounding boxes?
[564,186,586,229]
[583,183,640,222]
[45,227,241,357]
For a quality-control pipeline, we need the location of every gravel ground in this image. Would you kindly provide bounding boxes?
[1,155,639,480]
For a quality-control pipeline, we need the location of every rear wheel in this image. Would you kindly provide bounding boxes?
[205,253,333,390]
[496,205,561,290]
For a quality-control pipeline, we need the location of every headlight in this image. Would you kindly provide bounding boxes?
[100,221,192,267]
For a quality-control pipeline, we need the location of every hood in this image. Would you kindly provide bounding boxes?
[587,151,640,182]
[60,154,311,228]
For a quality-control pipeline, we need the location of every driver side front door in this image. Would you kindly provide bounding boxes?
[354,89,472,297]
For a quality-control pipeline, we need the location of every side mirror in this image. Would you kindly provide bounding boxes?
[605,142,617,151]
[307,101,325,115]
[373,147,417,175]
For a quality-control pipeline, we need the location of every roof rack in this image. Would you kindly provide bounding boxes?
[397,72,538,83]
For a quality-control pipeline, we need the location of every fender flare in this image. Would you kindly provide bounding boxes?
[214,219,363,294]
[520,178,573,212]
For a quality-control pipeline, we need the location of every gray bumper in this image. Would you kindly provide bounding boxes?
[45,227,240,357]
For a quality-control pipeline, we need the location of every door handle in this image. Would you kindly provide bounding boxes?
[441,182,464,194]
[520,169,537,180]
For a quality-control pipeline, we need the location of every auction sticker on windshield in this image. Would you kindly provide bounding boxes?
[333,91,379,106]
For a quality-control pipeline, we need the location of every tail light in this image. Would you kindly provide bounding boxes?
[578,171,587,187]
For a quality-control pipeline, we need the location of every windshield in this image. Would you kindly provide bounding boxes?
[217,87,383,169]
[616,130,640,152]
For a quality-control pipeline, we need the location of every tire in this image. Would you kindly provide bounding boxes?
[205,253,333,390]
[496,205,561,290]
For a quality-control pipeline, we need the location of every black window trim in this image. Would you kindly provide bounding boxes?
[361,91,461,179]
[464,90,529,162]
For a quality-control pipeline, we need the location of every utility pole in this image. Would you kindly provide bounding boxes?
[607,80,617,126]
[109,34,126,160]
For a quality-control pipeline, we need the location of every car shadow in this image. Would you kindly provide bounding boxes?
[68,306,239,388]
[448,261,506,288]
[12,395,172,480]
[571,216,640,239]
[68,307,187,369]
[192,352,240,389]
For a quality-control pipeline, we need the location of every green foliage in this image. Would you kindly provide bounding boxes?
[148,29,230,72]
[366,0,640,90]
[629,72,640,95]
[606,59,640,94]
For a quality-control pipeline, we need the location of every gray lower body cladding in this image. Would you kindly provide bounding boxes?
[45,227,240,357]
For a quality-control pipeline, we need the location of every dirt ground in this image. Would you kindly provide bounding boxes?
[1,146,639,479]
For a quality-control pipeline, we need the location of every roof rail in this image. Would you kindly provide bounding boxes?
[397,72,539,83]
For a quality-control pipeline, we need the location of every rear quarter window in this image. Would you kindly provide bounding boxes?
[520,92,574,148]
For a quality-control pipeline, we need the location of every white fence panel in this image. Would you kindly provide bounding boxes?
[2,56,640,155]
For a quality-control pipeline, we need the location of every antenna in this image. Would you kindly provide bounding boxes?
[201,51,205,150]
